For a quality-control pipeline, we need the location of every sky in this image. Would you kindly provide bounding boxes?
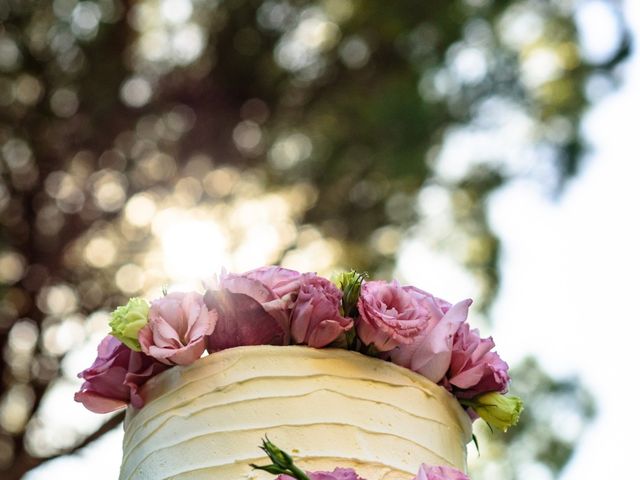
[24,1,640,478]
[491,2,640,477]
[398,0,640,477]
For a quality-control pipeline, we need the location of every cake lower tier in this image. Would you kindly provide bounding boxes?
[119,345,472,480]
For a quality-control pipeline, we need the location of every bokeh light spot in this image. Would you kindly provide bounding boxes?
[0,252,26,284]
[2,138,33,171]
[233,120,263,154]
[50,88,79,117]
[171,23,205,65]
[71,2,102,39]
[42,317,85,356]
[120,76,152,108]
[160,0,193,24]
[576,1,624,64]
[0,384,34,434]
[8,320,39,354]
[90,170,127,212]
[157,212,228,284]
[174,177,203,206]
[370,226,402,256]
[124,193,157,227]
[339,35,370,69]
[83,237,117,268]
[14,75,43,106]
[36,205,66,234]
[0,36,22,71]
[37,285,78,316]
[115,263,146,293]
[137,152,176,180]
[202,168,239,197]
[268,132,312,169]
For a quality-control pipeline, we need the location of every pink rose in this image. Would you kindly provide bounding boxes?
[443,323,510,399]
[356,280,429,352]
[139,292,217,365]
[74,335,168,413]
[290,274,353,348]
[414,464,470,480]
[243,266,304,298]
[390,292,472,383]
[205,268,300,352]
[277,468,365,480]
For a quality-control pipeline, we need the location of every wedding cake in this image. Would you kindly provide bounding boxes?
[75,267,522,480]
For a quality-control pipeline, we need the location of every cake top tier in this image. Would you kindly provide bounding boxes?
[120,345,472,480]
[127,345,473,437]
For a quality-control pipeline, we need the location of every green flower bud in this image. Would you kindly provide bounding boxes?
[260,437,293,469]
[252,437,310,480]
[469,392,523,432]
[333,270,367,317]
[109,297,150,351]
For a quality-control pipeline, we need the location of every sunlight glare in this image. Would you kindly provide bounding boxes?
[159,215,228,287]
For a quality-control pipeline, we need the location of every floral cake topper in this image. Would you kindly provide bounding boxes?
[75,266,523,433]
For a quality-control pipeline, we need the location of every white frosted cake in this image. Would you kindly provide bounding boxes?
[119,345,472,480]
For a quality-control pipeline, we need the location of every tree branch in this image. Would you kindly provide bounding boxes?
[3,412,125,480]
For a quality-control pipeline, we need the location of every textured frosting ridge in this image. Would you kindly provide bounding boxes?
[119,345,472,480]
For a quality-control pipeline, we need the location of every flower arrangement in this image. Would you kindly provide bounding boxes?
[75,266,523,432]
[252,437,471,480]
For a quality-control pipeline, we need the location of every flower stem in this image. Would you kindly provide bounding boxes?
[251,437,311,480]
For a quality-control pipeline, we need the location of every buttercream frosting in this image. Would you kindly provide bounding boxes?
[120,345,472,480]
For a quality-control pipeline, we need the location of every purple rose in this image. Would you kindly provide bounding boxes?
[74,335,168,413]
[139,292,217,365]
[442,323,510,398]
[414,464,470,480]
[277,468,365,480]
[390,292,472,383]
[290,274,353,348]
[356,280,428,352]
[204,268,300,352]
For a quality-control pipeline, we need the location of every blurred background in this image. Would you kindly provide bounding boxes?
[0,0,636,478]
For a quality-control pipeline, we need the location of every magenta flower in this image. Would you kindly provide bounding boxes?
[413,464,470,480]
[290,274,353,348]
[276,468,366,480]
[442,323,510,399]
[356,280,428,352]
[138,292,217,365]
[74,335,168,413]
[205,268,300,352]
[390,292,472,383]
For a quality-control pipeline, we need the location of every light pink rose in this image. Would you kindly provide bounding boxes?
[290,274,353,348]
[442,323,510,399]
[414,464,470,480]
[277,468,365,480]
[205,268,300,351]
[74,335,168,413]
[356,280,428,352]
[243,266,303,298]
[139,292,217,365]
[390,291,472,383]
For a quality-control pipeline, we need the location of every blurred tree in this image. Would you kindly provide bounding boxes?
[0,0,628,479]
[469,358,596,480]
